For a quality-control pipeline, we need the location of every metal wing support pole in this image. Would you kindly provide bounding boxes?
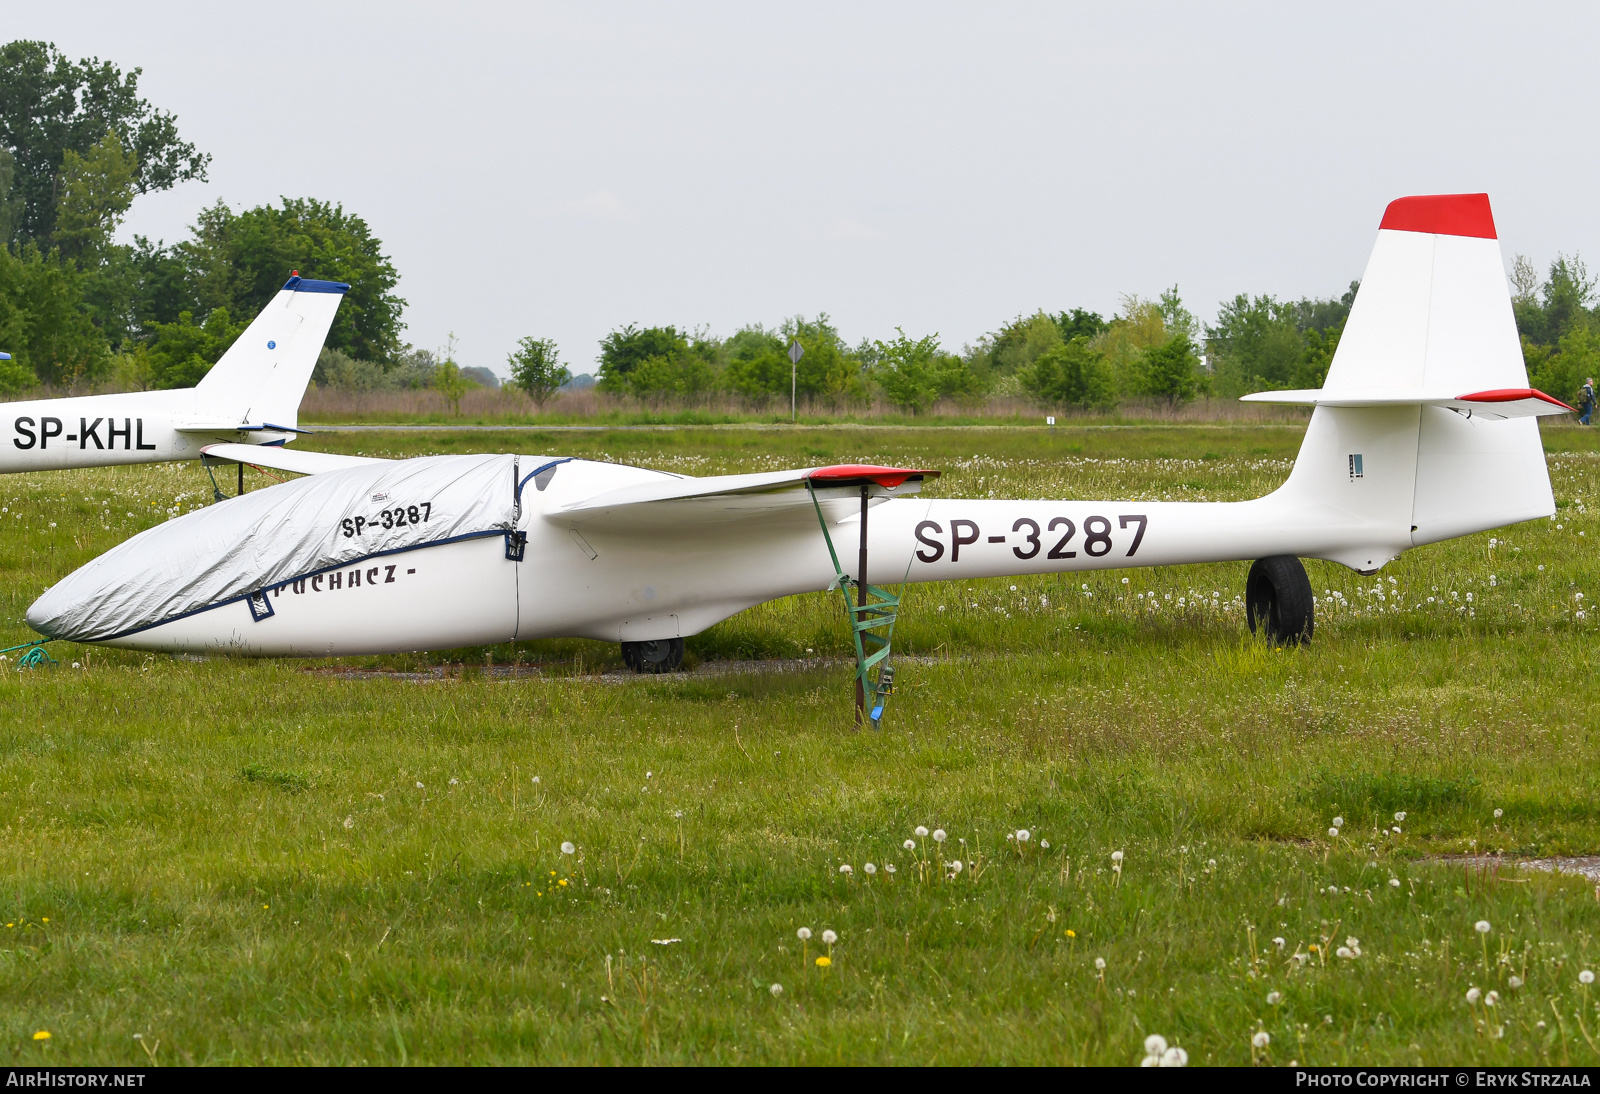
[806,482,901,728]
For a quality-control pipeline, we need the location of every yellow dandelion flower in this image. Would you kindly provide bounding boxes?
[262,905,269,910]
[537,892,543,896]
[815,956,831,967]
[1066,929,1076,938]
[40,918,48,923]
[32,1031,49,1041]
[558,879,567,887]
[549,870,556,876]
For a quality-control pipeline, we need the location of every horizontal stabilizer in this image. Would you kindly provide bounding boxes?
[200,443,388,476]
[1240,387,1573,420]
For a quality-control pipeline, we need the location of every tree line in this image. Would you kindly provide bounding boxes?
[2,39,1593,415]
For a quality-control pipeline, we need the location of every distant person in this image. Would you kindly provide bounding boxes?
[1581,377,1596,426]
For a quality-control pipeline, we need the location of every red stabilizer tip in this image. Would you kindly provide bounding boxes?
[807,464,939,489]
[1380,194,1496,239]
[1457,387,1575,412]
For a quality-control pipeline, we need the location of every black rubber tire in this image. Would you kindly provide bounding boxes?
[621,638,684,674]
[1245,556,1314,647]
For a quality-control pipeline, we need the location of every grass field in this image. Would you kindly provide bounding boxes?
[3,422,1600,1066]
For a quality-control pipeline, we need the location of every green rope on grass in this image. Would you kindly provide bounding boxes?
[0,639,56,668]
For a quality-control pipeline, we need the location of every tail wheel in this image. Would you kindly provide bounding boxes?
[621,638,684,674]
[1246,556,1314,646]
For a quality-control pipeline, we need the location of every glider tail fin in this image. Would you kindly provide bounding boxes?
[193,274,349,430]
[1265,194,1557,571]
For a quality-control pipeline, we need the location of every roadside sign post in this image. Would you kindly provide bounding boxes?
[788,339,804,422]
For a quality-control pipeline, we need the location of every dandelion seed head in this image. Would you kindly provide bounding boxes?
[1508,976,1524,990]
[1466,987,1482,1004]
[770,983,783,996]
[1332,816,1344,828]
[1336,946,1353,959]
[1111,850,1124,862]
[1094,957,1106,970]
[864,862,876,875]
[560,841,575,855]
[1493,808,1503,818]
[838,864,852,875]
[1395,811,1406,822]
[1328,827,1340,838]
[903,839,916,851]
[1581,970,1595,985]
[1016,829,1031,842]
[1272,937,1286,949]
[1144,1034,1168,1055]
[1161,1047,1188,1067]
[1485,991,1499,1007]
[822,929,837,945]
[1475,920,1491,934]
[1389,877,1401,888]
[1252,1031,1270,1048]
[415,781,424,789]
[914,826,928,838]
[797,927,811,940]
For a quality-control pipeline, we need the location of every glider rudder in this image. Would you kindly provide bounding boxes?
[193,273,351,432]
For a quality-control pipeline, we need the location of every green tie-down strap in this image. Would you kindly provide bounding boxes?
[807,484,901,724]
[1,640,57,669]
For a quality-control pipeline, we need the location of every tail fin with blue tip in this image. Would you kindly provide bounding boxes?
[194,273,349,429]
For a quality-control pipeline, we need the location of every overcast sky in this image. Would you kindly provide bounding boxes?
[13,2,1600,377]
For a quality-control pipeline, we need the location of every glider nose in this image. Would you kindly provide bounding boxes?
[25,583,76,641]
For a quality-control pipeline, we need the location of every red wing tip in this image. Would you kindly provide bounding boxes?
[1380,193,1496,239]
[1456,387,1576,411]
[807,464,939,489]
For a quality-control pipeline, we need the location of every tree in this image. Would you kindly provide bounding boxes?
[177,198,405,362]
[0,242,108,388]
[722,315,865,404]
[507,336,569,405]
[0,40,209,248]
[53,132,136,265]
[1022,336,1116,410]
[0,148,24,245]
[596,325,690,393]
[1054,308,1107,343]
[430,337,473,415]
[1205,294,1304,396]
[1141,332,1204,408]
[873,329,944,415]
[144,306,244,389]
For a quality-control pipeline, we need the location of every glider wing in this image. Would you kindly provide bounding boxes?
[550,464,937,532]
[199,442,388,476]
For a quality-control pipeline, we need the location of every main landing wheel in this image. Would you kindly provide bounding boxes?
[1246,556,1314,647]
[621,637,684,674]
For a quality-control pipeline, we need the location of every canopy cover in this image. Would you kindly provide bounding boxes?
[29,454,528,642]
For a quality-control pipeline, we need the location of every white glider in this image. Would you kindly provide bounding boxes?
[26,194,1570,675]
[0,273,347,475]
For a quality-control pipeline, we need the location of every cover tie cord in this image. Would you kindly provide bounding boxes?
[0,639,56,668]
[806,481,909,727]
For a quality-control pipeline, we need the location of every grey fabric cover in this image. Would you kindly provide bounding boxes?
[29,454,527,642]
